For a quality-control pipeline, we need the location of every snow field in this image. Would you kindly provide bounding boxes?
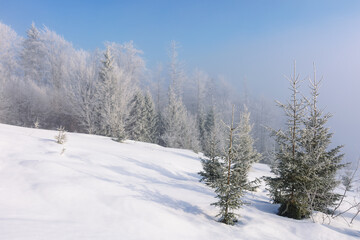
[0,124,359,239]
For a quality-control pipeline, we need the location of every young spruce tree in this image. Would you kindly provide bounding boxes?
[199,106,222,186]
[265,64,345,219]
[299,66,345,213]
[143,91,158,143]
[212,106,261,225]
[265,64,308,219]
[162,87,199,150]
[96,47,125,141]
[125,91,146,141]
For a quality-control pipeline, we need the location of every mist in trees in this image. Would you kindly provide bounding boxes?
[0,21,278,157]
[0,21,354,226]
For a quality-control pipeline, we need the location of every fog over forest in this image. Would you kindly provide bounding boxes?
[1,1,360,238]
[0,1,359,164]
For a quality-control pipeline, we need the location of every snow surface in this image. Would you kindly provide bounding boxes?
[0,123,359,240]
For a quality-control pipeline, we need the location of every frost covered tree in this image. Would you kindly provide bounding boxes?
[265,64,308,219]
[182,69,208,115]
[168,40,185,97]
[0,22,21,82]
[106,42,144,119]
[162,87,199,150]
[203,107,218,155]
[162,87,188,148]
[125,91,158,143]
[143,91,158,143]
[251,97,279,164]
[199,154,222,187]
[96,47,125,140]
[21,23,46,86]
[199,106,223,186]
[155,110,166,146]
[67,50,99,134]
[125,91,146,141]
[212,106,260,225]
[41,26,78,129]
[41,26,74,90]
[0,21,289,158]
[18,23,80,129]
[197,111,206,151]
[0,23,51,127]
[266,64,345,219]
[299,67,344,214]
[234,106,262,175]
[0,22,22,123]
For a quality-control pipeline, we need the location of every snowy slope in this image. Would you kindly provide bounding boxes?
[0,123,359,240]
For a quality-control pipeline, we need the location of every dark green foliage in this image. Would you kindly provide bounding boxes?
[210,106,261,225]
[265,65,309,219]
[199,156,222,186]
[204,107,215,133]
[278,200,309,219]
[298,74,345,213]
[125,91,159,143]
[143,92,158,143]
[113,128,126,142]
[198,106,223,186]
[203,107,216,156]
[212,171,241,225]
[197,112,206,151]
[126,92,146,141]
[155,111,166,146]
[265,65,344,219]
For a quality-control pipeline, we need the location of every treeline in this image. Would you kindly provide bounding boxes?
[0,22,279,161]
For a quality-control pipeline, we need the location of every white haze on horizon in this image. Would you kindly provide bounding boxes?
[197,14,360,164]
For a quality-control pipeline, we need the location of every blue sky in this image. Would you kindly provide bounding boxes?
[1,1,359,91]
[1,0,360,162]
[1,0,359,63]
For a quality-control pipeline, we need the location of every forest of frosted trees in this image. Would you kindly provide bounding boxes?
[0,22,279,162]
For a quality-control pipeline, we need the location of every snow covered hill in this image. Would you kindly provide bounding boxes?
[0,124,359,240]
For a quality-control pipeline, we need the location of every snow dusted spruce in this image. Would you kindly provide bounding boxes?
[161,41,200,151]
[21,23,45,87]
[265,63,307,219]
[299,66,345,214]
[211,106,261,225]
[143,91,158,143]
[125,91,158,143]
[265,64,344,219]
[96,47,126,141]
[126,91,147,141]
[162,87,199,151]
[168,40,184,98]
[199,106,223,186]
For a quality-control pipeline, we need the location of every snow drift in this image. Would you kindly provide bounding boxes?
[0,124,359,239]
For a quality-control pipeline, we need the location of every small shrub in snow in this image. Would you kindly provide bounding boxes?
[33,118,40,129]
[55,126,67,144]
[60,147,66,155]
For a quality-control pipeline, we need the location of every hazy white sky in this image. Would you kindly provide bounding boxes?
[200,13,360,163]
